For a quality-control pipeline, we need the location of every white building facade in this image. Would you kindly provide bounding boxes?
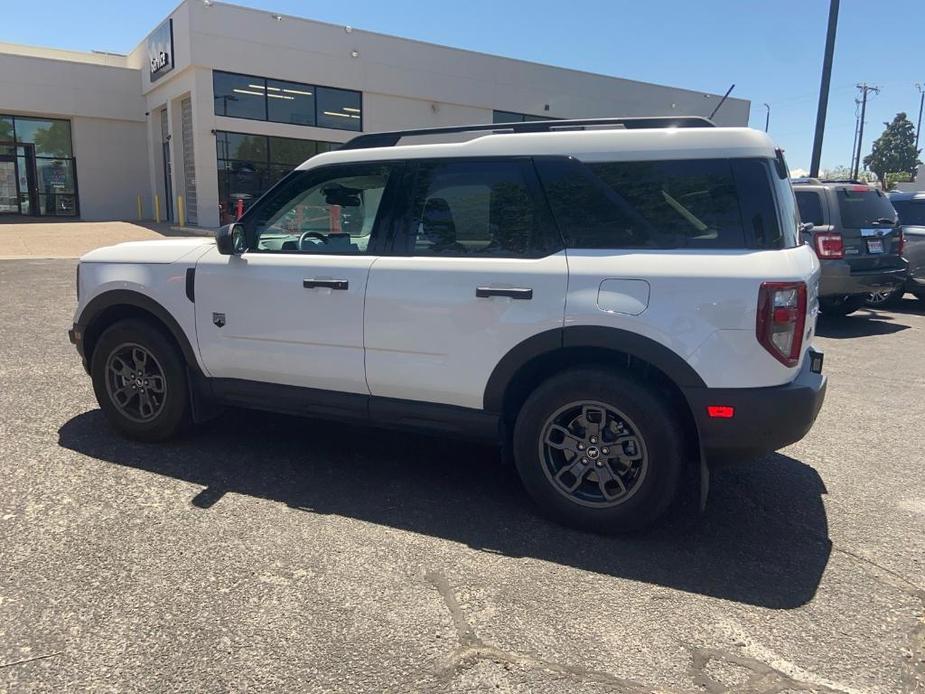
[0,0,750,228]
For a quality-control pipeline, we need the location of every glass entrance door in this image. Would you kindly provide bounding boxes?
[0,157,19,214]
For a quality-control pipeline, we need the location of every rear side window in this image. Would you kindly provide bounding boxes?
[795,191,826,226]
[892,200,925,226]
[836,188,897,228]
[537,158,765,249]
[400,159,557,258]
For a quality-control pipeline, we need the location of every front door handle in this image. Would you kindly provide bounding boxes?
[303,279,349,290]
[476,287,533,300]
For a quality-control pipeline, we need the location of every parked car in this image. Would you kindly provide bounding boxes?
[877,190,925,305]
[793,179,906,316]
[68,117,826,533]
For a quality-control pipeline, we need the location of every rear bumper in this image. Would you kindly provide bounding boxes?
[818,260,907,297]
[682,350,827,465]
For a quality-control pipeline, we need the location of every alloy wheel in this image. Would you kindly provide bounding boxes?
[538,400,649,508]
[104,342,167,423]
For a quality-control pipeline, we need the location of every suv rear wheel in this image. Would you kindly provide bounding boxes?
[90,319,190,442]
[819,295,865,317]
[513,368,683,533]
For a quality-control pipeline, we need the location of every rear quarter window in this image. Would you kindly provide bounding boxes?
[537,158,746,249]
[892,200,925,226]
[795,191,825,226]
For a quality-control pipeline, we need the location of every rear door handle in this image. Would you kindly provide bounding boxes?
[476,287,533,300]
[303,279,349,290]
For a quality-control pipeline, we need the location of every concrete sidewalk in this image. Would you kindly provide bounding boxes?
[0,220,210,260]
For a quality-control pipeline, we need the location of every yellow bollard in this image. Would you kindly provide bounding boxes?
[136,194,143,220]
[154,195,161,224]
[177,195,185,227]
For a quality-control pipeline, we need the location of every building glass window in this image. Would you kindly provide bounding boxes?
[216,130,335,224]
[266,79,316,126]
[492,110,557,124]
[213,70,362,132]
[0,114,77,217]
[213,71,268,120]
[315,87,362,131]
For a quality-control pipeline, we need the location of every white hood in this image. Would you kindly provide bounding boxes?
[80,238,214,264]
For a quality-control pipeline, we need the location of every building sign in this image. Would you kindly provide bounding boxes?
[147,19,174,82]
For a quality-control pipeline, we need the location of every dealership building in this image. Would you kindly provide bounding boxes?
[0,0,750,228]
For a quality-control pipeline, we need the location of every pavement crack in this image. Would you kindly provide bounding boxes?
[690,646,852,694]
[831,545,925,602]
[0,652,62,670]
[425,570,659,692]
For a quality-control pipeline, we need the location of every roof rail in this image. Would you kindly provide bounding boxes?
[339,116,716,151]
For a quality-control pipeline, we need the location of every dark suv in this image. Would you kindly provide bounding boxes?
[793,180,906,316]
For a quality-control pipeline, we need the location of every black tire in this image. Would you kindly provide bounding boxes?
[512,367,684,534]
[819,295,864,317]
[90,318,190,442]
[864,287,903,308]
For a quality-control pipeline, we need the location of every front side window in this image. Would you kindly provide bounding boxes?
[538,158,748,249]
[403,160,547,258]
[247,164,395,255]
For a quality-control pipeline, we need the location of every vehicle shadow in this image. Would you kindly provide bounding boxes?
[58,409,831,609]
[816,309,910,338]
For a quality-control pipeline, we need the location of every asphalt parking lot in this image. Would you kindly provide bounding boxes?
[1,258,924,693]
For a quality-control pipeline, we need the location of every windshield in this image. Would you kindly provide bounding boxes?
[892,200,925,226]
[836,188,897,228]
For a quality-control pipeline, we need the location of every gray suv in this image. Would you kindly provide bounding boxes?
[793,180,906,316]
[887,190,925,303]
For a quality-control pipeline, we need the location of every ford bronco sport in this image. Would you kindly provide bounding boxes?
[69,117,827,532]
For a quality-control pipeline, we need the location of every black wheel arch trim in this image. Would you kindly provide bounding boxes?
[482,325,707,413]
[76,290,204,378]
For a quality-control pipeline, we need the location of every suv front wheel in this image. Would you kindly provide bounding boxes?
[513,368,683,533]
[90,318,190,442]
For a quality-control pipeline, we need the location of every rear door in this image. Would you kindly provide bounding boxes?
[833,186,901,269]
[363,157,568,410]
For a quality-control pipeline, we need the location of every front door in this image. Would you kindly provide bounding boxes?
[194,162,400,395]
[364,158,568,410]
[0,156,19,214]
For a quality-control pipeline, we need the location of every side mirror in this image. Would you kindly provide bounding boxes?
[799,222,814,234]
[215,223,246,255]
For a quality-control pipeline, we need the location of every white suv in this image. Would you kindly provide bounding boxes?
[69,117,827,532]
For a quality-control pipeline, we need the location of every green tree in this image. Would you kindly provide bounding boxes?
[863,112,921,183]
[0,118,13,142]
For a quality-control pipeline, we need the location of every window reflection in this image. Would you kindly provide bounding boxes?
[213,71,361,131]
[215,130,336,224]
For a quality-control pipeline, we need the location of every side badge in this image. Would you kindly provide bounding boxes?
[212,312,226,328]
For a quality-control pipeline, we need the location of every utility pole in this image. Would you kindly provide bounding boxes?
[849,98,861,177]
[810,0,840,178]
[915,83,924,154]
[852,83,880,180]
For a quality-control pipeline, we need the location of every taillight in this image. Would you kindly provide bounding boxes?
[814,232,844,259]
[757,282,807,367]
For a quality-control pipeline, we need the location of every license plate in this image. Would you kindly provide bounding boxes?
[867,239,884,254]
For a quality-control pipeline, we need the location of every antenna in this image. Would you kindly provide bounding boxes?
[708,84,735,120]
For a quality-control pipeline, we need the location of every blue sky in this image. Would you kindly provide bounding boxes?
[3,0,922,173]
